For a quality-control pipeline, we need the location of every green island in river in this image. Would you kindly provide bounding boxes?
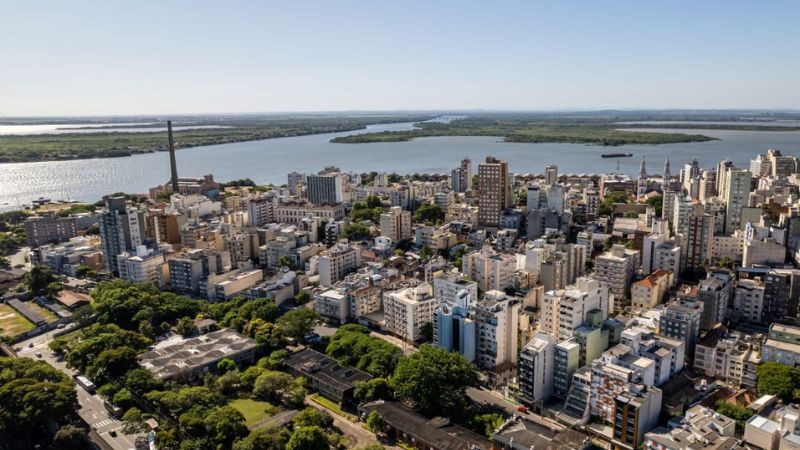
[330,117,720,146]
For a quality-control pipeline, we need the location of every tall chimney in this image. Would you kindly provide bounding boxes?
[167,120,179,192]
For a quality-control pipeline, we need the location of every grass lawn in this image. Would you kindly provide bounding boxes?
[0,304,35,337]
[229,398,280,428]
[309,393,357,421]
[27,302,59,324]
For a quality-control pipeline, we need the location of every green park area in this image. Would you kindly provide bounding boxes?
[229,398,281,428]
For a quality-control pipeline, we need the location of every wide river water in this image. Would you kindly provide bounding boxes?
[0,122,798,210]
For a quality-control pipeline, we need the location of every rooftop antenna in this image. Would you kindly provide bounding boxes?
[167,121,180,192]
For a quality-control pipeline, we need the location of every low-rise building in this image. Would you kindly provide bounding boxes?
[632,269,673,311]
[285,348,372,406]
[139,328,258,381]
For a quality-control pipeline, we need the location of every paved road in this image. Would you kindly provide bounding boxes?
[15,329,145,450]
[467,387,565,431]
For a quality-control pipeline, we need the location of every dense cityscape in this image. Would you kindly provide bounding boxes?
[4,2,800,450]
[2,130,800,450]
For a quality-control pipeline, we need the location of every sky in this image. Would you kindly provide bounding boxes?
[2,1,799,116]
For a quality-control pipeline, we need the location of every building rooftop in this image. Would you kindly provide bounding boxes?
[139,328,257,380]
[285,348,372,393]
[360,401,491,450]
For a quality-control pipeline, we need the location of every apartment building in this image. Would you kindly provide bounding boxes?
[383,283,435,343]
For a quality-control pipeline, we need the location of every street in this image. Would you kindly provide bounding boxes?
[467,386,565,431]
[15,329,145,450]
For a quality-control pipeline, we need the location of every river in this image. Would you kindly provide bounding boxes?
[1,122,798,210]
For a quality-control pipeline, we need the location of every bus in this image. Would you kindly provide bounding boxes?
[75,375,96,393]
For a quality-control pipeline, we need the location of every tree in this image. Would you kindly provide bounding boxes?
[0,358,78,436]
[717,257,736,270]
[85,346,139,383]
[113,388,135,409]
[216,370,242,395]
[326,324,402,377]
[204,405,248,449]
[276,308,318,341]
[232,426,291,450]
[757,362,800,402]
[354,378,393,404]
[277,255,297,270]
[466,411,504,437]
[390,344,479,418]
[53,425,92,450]
[294,289,311,304]
[253,370,294,402]
[413,203,445,224]
[47,281,64,298]
[599,191,628,216]
[25,266,57,295]
[286,426,329,450]
[74,265,99,279]
[715,401,756,433]
[645,195,663,217]
[217,358,237,374]
[343,223,371,240]
[176,316,197,337]
[366,410,387,435]
[294,407,334,429]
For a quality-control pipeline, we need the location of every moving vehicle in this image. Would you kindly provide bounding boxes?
[75,375,96,393]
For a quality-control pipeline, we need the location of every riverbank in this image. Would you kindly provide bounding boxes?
[0,115,433,163]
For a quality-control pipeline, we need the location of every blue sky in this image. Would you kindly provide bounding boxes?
[2,1,799,115]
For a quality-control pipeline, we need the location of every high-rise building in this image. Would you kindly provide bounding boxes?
[518,332,555,406]
[540,277,610,340]
[697,271,734,331]
[23,213,79,247]
[475,291,520,370]
[318,240,361,287]
[246,193,278,227]
[380,206,412,241]
[383,283,435,343]
[98,195,147,275]
[659,297,703,349]
[681,159,700,198]
[433,303,476,362]
[723,169,751,233]
[306,174,343,205]
[432,273,478,309]
[462,244,516,292]
[545,164,558,186]
[680,205,714,273]
[767,148,797,178]
[117,245,166,288]
[593,244,639,310]
[451,157,472,193]
[287,171,305,196]
[477,156,511,228]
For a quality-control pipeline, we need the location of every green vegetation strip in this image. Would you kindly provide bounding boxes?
[309,393,357,421]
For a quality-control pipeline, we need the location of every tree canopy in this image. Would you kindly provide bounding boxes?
[389,344,479,418]
[326,324,402,377]
[757,362,800,402]
[413,203,445,224]
[0,357,78,442]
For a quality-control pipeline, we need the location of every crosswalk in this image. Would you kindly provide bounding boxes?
[95,418,118,429]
